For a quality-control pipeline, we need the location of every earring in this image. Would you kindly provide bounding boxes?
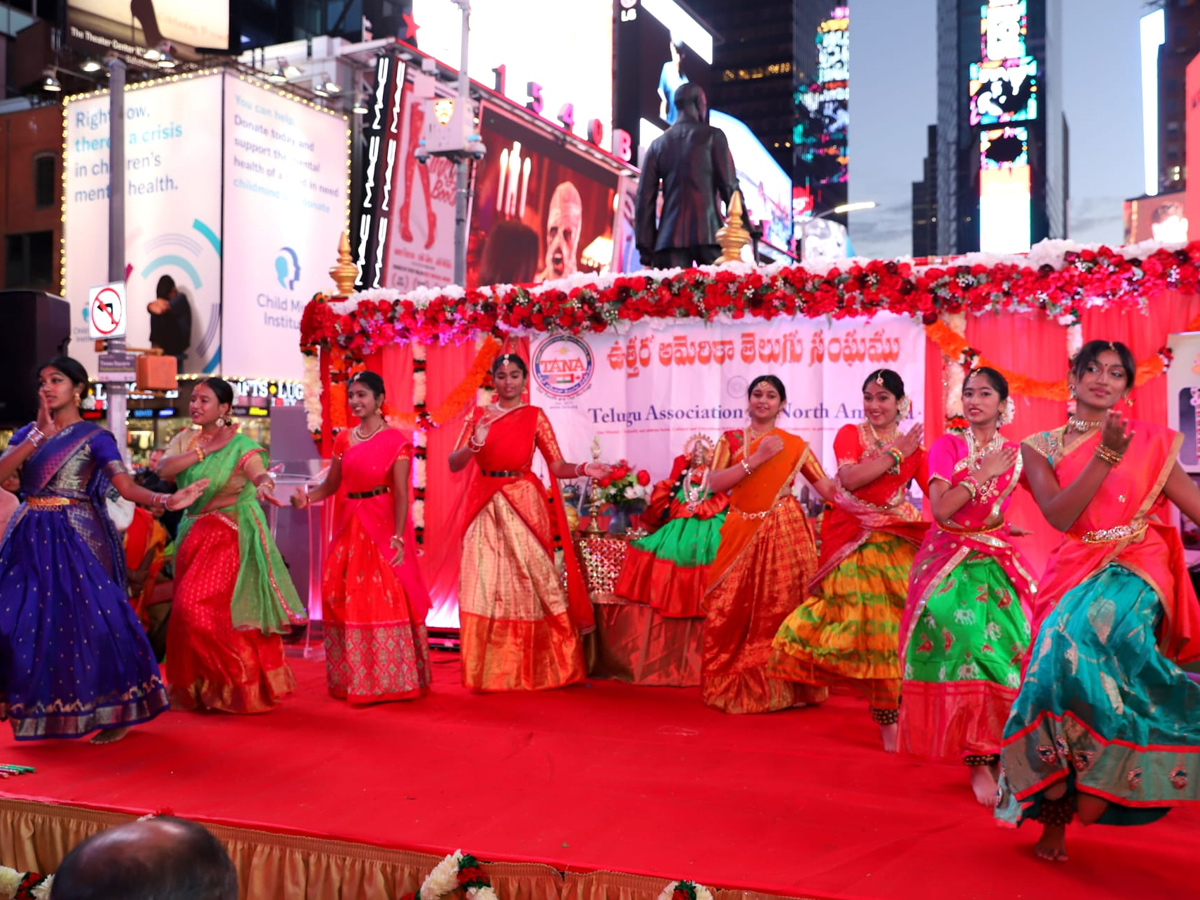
[1068,384,1077,399]
[1124,394,1133,408]
[216,415,227,427]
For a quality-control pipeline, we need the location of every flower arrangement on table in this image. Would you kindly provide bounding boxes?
[593,459,652,509]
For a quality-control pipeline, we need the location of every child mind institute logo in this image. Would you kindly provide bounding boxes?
[533,335,595,399]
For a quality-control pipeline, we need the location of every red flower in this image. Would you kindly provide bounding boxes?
[636,470,650,486]
[457,866,487,885]
[598,477,612,487]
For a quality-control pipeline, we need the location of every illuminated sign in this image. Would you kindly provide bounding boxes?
[969,56,1037,125]
[354,53,407,290]
[797,7,850,186]
[979,126,1030,253]
[980,0,1027,62]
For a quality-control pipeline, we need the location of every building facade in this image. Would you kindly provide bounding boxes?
[932,0,1067,255]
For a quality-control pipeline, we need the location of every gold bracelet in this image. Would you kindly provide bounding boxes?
[960,476,978,499]
[741,459,754,476]
[1094,444,1123,466]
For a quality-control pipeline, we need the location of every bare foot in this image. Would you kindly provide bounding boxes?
[879,722,898,753]
[1076,792,1110,826]
[1034,823,1068,862]
[970,765,999,808]
[90,726,131,745]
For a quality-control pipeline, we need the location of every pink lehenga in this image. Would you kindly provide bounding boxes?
[322,428,431,703]
[897,433,1035,763]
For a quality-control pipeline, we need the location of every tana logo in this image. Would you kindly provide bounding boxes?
[275,247,301,290]
[532,335,594,399]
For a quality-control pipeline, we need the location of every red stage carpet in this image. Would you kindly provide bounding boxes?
[1,654,1197,900]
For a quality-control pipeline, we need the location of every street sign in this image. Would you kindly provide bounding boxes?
[96,349,137,383]
[87,282,127,340]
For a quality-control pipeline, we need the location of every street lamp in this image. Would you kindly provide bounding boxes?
[797,201,878,261]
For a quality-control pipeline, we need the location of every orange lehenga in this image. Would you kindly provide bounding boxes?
[702,427,827,713]
[455,405,593,691]
[322,428,431,704]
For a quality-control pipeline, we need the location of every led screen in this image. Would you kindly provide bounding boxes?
[979,126,1031,253]
[710,110,793,251]
[412,0,612,145]
[969,57,1037,125]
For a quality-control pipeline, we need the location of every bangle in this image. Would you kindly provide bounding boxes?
[886,448,903,475]
[389,536,403,547]
[1094,444,1123,466]
[255,476,275,490]
[576,462,588,477]
[960,476,979,499]
[740,459,754,476]
[28,426,45,448]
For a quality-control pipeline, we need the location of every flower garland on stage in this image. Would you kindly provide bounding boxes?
[657,879,714,900]
[403,850,497,900]
[300,243,1200,357]
[0,867,52,900]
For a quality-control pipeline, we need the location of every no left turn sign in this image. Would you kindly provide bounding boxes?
[88,282,127,339]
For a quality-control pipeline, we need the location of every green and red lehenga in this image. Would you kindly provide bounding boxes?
[167,431,307,713]
[614,454,728,617]
[995,422,1200,828]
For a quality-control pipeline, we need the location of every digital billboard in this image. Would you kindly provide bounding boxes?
[710,110,792,252]
[64,73,224,376]
[67,0,229,60]
[468,104,619,289]
[979,126,1031,253]
[796,7,849,188]
[411,0,612,148]
[1123,190,1189,244]
[969,56,1037,125]
[980,0,1027,61]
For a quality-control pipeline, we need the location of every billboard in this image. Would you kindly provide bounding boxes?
[969,56,1038,125]
[411,0,612,148]
[67,0,229,59]
[468,104,619,289]
[710,110,792,252]
[1167,331,1200,473]
[220,76,350,381]
[1123,190,1189,244]
[797,7,849,189]
[385,72,459,292]
[64,73,224,375]
[64,71,348,381]
[979,125,1031,253]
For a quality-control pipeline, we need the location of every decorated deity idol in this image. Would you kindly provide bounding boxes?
[614,434,729,617]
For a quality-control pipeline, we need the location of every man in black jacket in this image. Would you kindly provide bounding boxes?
[635,82,739,269]
[147,275,191,368]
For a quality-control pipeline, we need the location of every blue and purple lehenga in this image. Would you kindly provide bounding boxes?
[0,422,169,740]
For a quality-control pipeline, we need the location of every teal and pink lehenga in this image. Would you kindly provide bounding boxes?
[995,422,1200,827]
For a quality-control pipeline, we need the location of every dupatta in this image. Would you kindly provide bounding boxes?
[176,432,306,634]
[1028,422,1200,664]
[456,405,593,632]
[812,422,928,588]
[900,434,1036,658]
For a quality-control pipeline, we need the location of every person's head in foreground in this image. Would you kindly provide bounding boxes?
[51,816,237,900]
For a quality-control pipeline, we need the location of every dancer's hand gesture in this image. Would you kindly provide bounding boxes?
[976,445,1018,483]
[1100,410,1134,456]
[891,424,923,459]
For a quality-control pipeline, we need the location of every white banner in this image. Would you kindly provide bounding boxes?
[221,76,350,381]
[64,73,224,375]
[529,313,926,483]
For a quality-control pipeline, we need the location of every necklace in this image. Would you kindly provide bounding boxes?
[186,428,216,451]
[745,425,773,443]
[1067,415,1103,433]
[683,466,709,512]
[964,428,1003,469]
[865,421,897,449]
[353,420,385,443]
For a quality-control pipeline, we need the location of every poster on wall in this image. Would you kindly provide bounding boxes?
[469,104,619,289]
[221,75,350,382]
[384,74,458,292]
[63,73,224,376]
[1167,331,1200,473]
[67,0,229,59]
[529,312,925,485]
[1123,190,1189,244]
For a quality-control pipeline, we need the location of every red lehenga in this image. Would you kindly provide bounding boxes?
[322,428,431,704]
[455,405,593,691]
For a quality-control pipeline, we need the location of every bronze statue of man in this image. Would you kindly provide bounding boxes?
[635,83,739,269]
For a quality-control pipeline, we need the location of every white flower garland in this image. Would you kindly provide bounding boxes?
[412,850,498,900]
[302,354,322,434]
[0,865,53,900]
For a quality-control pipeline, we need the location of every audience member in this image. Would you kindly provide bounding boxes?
[51,816,237,900]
